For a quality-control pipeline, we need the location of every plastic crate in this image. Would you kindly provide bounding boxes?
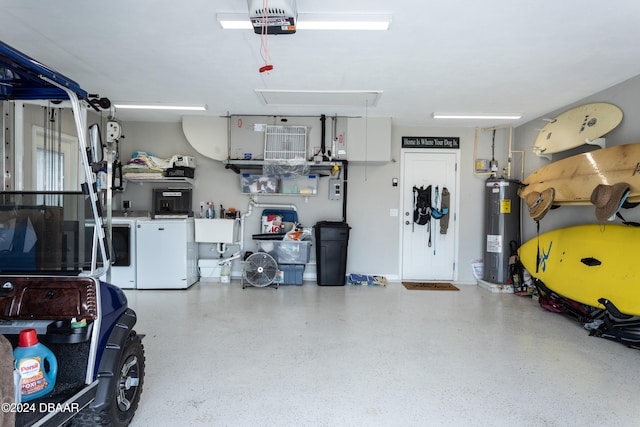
[241,174,279,193]
[277,264,305,285]
[281,174,319,195]
[256,240,311,264]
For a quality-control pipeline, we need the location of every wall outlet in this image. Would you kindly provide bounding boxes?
[329,178,342,201]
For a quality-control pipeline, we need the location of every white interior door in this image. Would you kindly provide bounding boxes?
[402,150,458,281]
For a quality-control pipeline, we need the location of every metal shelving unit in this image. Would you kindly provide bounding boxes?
[223,159,349,222]
[223,159,339,173]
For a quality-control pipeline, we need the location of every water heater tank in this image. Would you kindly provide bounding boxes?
[248,0,297,34]
[482,177,521,284]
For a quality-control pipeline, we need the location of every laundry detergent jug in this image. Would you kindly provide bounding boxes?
[13,328,58,402]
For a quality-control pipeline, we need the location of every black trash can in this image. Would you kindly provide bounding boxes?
[314,221,350,286]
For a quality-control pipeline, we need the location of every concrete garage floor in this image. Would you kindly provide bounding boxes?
[124,281,640,427]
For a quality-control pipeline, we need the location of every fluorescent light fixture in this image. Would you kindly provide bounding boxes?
[218,13,391,31]
[298,14,391,30]
[218,16,252,29]
[113,104,207,111]
[432,113,522,120]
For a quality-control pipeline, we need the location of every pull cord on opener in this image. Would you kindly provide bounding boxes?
[258,0,273,74]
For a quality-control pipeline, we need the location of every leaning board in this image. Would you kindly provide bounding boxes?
[533,102,623,155]
[518,224,640,316]
[519,143,640,205]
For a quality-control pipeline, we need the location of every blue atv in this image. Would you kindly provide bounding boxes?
[0,40,144,426]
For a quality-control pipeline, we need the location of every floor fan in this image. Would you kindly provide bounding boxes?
[243,252,279,288]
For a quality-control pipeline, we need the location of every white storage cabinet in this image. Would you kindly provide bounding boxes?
[346,117,392,163]
[136,219,198,289]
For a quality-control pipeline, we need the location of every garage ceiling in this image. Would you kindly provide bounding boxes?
[2,0,640,126]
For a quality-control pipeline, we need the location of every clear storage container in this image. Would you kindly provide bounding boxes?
[256,240,311,264]
[281,174,319,195]
[241,174,279,193]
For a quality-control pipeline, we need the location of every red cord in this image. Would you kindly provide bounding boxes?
[259,0,272,74]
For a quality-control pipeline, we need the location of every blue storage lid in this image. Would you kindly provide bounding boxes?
[262,209,298,223]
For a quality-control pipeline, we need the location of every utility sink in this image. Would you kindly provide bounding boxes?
[194,218,239,243]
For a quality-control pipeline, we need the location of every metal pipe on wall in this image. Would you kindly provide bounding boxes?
[240,196,298,252]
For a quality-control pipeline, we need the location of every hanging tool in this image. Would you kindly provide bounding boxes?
[440,187,450,234]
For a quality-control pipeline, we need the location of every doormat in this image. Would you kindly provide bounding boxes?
[402,282,459,291]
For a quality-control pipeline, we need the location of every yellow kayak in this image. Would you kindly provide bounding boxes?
[518,224,640,316]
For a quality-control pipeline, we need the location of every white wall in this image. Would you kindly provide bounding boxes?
[114,119,502,283]
[389,125,503,283]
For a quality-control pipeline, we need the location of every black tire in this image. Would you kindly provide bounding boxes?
[72,332,145,426]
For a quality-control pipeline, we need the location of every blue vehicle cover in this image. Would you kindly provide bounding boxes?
[0,39,88,100]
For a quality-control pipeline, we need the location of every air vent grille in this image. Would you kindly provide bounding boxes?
[252,8,289,16]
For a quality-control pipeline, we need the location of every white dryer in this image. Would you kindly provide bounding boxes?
[101,216,148,289]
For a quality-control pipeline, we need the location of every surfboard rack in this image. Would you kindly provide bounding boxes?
[585,137,606,149]
[531,145,552,161]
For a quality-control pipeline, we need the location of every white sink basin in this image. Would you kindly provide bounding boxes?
[194,218,239,243]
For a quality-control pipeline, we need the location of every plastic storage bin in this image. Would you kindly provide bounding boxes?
[241,174,279,193]
[281,174,319,195]
[256,240,311,264]
[277,264,305,285]
[314,221,351,286]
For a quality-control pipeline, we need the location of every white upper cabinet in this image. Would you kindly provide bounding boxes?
[346,117,391,163]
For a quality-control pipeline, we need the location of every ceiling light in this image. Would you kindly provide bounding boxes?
[432,113,522,120]
[218,15,252,29]
[218,13,391,31]
[113,104,207,111]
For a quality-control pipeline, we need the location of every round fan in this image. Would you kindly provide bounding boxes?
[243,252,278,287]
